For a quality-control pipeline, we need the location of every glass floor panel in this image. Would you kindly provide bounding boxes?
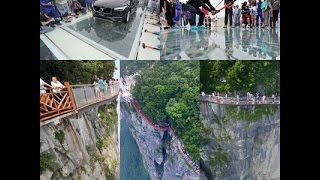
[40,39,58,60]
[67,9,144,58]
[161,27,280,60]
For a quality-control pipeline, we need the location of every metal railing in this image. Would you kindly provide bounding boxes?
[200,95,280,105]
[71,82,120,109]
[40,82,119,122]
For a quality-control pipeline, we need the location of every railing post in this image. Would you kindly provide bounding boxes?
[65,82,78,113]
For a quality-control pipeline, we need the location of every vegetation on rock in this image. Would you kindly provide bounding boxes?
[54,130,65,145]
[123,61,202,161]
[40,153,54,174]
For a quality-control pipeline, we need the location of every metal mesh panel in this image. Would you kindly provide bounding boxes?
[201,95,280,105]
[71,83,119,109]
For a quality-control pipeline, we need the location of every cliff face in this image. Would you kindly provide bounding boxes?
[40,102,119,180]
[120,74,198,180]
[200,102,280,180]
[121,100,198,180]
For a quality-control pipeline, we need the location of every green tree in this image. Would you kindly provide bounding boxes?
[200,61,280,96]
[40,61,115,85]
[126,61,202,160]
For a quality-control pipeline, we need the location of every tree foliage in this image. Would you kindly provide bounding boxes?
[127,61,202,160]
[200,61,280,96]
[40,61,115,84]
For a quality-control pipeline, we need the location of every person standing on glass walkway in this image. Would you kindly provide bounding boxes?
[223,0,234,28]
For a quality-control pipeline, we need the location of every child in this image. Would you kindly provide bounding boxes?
[212,15,218,27]
[250,0,257,27]
[200,6,210,28]
[233,4,241,26]
[241,2,251,28]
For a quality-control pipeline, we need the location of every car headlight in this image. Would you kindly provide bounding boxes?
[114,6,127,11]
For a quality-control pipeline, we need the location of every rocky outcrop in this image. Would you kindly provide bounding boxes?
[121,74,199,180]
[200,102,280,180]
[40,103,119,180]
[121,99,198,180]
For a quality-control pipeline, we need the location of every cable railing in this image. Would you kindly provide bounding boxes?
[200,95,280,105]
[40,82,119,122]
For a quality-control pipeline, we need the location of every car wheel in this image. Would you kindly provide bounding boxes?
[122,10,131,23]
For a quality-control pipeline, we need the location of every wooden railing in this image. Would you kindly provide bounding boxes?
[40,83,74,121]
[40,82,119,122]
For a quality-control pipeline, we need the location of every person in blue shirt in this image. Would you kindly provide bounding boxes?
[172,0,182,27]
[40,0,62,24]
[256,0,263,27]
[98,77,105,97]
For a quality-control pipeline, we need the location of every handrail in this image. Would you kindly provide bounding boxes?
[200,95,280,105]
[40,86,73,122]
[40,82,120,122]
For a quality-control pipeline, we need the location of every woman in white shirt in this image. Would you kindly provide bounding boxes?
[51,76,65,93]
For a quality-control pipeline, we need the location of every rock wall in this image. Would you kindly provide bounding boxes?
[200,102,280,180]
[40,103,119,180]
[121,99,198,180]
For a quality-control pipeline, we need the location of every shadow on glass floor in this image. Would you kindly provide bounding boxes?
[67,8,144,58]
[40,39,57,60]
[160,27,280,60]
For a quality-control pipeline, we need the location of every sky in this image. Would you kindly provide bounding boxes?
[179,0,248,18]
